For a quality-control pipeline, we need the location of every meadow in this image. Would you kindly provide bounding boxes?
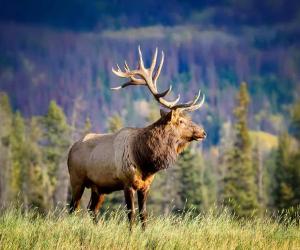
[0,208,299,250]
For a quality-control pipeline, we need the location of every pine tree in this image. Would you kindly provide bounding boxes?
[272,101,300,214]
[290,102,300,207]
[252,138,265,215]
[177,144,204,213]
[218,120,233,204]
[223,82,259,217]
[9,112,27,204]
[290,101,300,141]
[0,92,13,207]
[27,117,48,211]
[43,100,70,208]
[273,132,294,209]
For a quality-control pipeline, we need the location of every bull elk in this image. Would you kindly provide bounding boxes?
[68,47,206,229]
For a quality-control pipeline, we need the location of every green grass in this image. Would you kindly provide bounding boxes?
[0,208,300,250]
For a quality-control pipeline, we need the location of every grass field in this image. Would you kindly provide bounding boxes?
[0,208,300,250]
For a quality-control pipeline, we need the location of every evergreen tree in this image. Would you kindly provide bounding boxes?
[0,92,13,207]
[223,82,259,217]
[252,138,267,215]
[43,100,70,208]
[273,101,300,210]
[218,120,233,204]
[290,101,300,141]
[27,117,48,211]
[9,111,28,207]
[289,101,300,206]
[273,132,294,209]
[177,144,204,213]
[290,102,300,207]
[10,113,48,211]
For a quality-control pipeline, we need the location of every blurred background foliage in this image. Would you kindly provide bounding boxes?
[0,0,300,218]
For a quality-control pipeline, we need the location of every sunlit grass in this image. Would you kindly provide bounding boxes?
[0,207,299,250]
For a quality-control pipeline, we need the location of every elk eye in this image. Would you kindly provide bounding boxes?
[179,119,184,125]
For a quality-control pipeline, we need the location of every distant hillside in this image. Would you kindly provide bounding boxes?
[0,0,299,30]
[0,22,299,146]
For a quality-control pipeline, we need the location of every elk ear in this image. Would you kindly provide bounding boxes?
[160,109,168,117]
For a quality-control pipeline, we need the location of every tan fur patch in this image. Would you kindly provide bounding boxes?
[132,173,154,191]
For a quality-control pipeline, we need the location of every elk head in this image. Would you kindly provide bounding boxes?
[112,47,206,150]
[159,109,206,142]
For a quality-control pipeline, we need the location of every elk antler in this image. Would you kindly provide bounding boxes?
[111,46,205,111]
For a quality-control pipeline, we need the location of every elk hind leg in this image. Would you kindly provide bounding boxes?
[87,190,105,223]
[69,183,85,214]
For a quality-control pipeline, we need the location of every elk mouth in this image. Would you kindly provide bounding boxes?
[193,132,207,141]
[194,137,205,141]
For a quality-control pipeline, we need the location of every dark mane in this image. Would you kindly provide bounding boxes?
[132,113,182,176]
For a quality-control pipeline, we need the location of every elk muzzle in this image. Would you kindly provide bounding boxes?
[192,127,206,141]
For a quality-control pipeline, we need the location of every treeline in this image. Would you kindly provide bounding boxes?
[0,94,72,212]
[1,82,299,218]
[149,83,300,217]
[0,0,298,30]
[0,23,299,149]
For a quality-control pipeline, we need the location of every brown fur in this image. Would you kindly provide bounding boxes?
[68,109,206,228]
[133,111,188,175]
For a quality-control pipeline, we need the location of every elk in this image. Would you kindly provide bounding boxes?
[68,47,206,229]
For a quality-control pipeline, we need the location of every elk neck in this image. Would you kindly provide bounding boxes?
[132,118,185,177]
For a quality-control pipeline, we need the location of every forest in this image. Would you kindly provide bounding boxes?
[0,0,300,220]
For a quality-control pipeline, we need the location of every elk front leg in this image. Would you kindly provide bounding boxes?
[137,188,149,230]
[124,187,136,230]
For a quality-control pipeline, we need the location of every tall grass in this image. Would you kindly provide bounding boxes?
[0,207,299,250]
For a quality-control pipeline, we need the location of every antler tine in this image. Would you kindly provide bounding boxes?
[138,45,145,70]
[190,90,202,106]
[111,82,138,90]
[111,61,146,90]
[112,47,205,111]
[112,66,129,78]
[153,51,164,85]
[155,85,172,98]
[157,94,181,108]
[174,90,205,111]
[124,61,130,72]
[150,48,158,73]
[183,94,205,112]
[119,63,124,71]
